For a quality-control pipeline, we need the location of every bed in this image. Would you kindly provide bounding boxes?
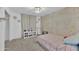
[64,33,79,51]
[36,34,76,51]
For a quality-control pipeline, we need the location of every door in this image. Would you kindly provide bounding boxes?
[0,20,6,51]
[5,11,9,41]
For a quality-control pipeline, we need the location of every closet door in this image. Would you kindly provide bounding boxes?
[29,16,36,31]
[21,14,29,38]
[0,20,6,51]
[21,14,29,31]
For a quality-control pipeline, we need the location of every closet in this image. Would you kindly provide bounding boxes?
[21,14,36,38]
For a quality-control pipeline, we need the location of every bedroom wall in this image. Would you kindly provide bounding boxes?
[5,8,22,40]
[41,7,79,36]
[9,12,21,40]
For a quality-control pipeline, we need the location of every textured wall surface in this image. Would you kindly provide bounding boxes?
[41,7,79,36]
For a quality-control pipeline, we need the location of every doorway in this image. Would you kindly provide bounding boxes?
[5,10,10,50]
[5,10,10,41]
[0,20,6,51]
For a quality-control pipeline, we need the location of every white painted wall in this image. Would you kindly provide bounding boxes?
[9,12,21,40]
[6,8,22,40]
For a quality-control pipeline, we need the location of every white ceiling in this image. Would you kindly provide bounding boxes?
[8,7,64,16]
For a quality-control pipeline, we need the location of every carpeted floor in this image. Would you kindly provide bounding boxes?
[5,38,45,51]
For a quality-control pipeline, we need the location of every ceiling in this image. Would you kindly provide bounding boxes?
[8,7,65,16]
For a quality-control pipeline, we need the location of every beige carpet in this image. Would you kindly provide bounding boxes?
[5,38,45,51]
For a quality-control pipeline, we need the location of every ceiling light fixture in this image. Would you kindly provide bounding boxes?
[34,7,41,13]
[34,7,46,13]
[28,7,46,13]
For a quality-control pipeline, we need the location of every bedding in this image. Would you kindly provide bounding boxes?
[36,34,76,51]
[64,33,79,45]
[64,33,79,51]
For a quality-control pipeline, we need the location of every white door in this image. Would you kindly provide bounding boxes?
[0,20,6,51]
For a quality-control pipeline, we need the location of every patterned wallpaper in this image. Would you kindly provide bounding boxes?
[41,7,79,37]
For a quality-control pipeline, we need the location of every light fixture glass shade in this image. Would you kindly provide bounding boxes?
[35,7,41,13]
